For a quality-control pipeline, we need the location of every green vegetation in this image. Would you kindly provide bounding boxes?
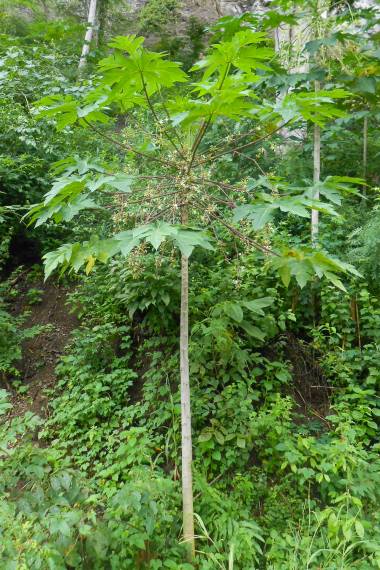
[1,1,380,568]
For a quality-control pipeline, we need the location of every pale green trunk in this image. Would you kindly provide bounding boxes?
[180,253,195,560]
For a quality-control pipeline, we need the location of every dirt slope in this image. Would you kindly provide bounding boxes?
[8,279,78,419]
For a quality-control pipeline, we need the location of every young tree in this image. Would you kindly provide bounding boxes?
[27,22,360,560]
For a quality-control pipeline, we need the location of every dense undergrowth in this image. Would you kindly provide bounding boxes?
[2,254,380,569]
[1,1,380,568]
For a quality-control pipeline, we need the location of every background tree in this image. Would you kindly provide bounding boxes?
[78,0,98,70]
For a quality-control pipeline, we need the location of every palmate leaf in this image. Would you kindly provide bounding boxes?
[116,222,214,257]
[25,167,137,227]
[28,195,99,227]
[192,30,273,79]
[271,248,362,290]
[52,156,106,177]
[42,222,214,279]
[233,192,339,230]
[108,35,145,55]
[43,243,77,279]
[99,36,188,99]
[34,94,110,130]
[43,177,85,205]
[173,229,214,257]
[25,176,89,226]
[169,82,259,126]
[43,236,122,279]
[58,196,98,222]
[304,176,363,205]
[234,203,277,230]
[267,89,351,127]
[93,173,135,193]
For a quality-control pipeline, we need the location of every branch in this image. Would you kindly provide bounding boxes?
[200,126,261,156]
[159,95,185,150]
[232,150,267,176]
[196,121,292,166]
[83,119,176,168]
[144,201,187,224]
[191,176,245,193]
[187,62,231,173]
[195,200,277,256]
[139,70,186,159]
[115,188,185,206]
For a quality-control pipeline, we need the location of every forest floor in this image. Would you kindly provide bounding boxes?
[7,276,77,420]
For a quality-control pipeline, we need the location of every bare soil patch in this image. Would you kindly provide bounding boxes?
[8,278,78,419]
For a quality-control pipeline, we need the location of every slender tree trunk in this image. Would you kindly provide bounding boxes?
[180,252,195,560]
[311,80,321,246]
[78,0,98,71]
[362,114,368,196]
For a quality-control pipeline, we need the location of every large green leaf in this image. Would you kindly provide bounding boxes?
[242,297,274,316]
[99,36,188,99]
[239,320,266,341]
[223,302,244,323]
[233,203,277,229]
[271,248,361,290]
[35,94,110,130]
[173,229,214,257]
[42,223,213,280]
[269,89,351,127]
[233,188,340,231]
[192,30,273,79]
[43,243,76,279]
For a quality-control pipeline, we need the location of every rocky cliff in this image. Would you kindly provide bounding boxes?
[130,0,263,22]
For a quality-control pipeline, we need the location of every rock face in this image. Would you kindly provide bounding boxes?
[130,0,258,21]
[216,0,256,15]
